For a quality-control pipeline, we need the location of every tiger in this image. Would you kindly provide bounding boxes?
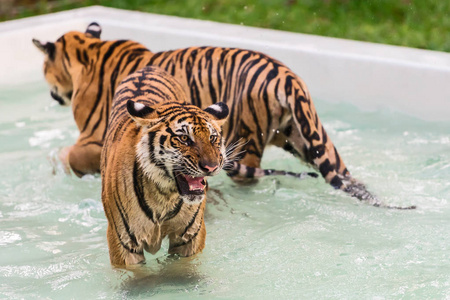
[102,66,229,266]
[32,22,316,182]
[33,22,403,207]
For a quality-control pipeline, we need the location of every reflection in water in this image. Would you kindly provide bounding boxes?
[112,189,227,297]
[117,255,205,297]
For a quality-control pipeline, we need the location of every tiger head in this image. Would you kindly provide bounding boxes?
[127,100,229,203]
[32,22,102,106]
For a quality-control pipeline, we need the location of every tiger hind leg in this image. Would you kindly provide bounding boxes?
[272,112,384,205]
[272,116,415,209]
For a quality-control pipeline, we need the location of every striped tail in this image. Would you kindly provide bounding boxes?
[224,161,318,180]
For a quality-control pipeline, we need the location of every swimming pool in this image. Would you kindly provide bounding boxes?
[1,6,449,299]
[1,78,449,298]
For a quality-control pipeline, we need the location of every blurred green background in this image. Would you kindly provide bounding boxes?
[1,0,449,52]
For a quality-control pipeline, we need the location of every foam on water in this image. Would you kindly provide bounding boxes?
[0,82,449,299]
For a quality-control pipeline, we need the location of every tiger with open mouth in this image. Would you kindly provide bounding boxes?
[101,66,229,266]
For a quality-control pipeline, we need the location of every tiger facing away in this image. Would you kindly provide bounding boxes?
[33,22,403,207]
[102,66,229,265]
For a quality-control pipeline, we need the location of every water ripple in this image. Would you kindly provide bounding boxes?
[0,231,21,246]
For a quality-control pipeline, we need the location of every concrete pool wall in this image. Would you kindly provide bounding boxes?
[1,6,449,121]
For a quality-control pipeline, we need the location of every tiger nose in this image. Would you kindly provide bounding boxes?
[199,162,219,173]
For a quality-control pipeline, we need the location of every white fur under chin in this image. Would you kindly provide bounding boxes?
[180,194,205,205]
[135,133,174,192]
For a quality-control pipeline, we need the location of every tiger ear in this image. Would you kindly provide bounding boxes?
[204,102,229,126]
[127,100,158,127]
[32,39,55,60]
[85,22,102,39]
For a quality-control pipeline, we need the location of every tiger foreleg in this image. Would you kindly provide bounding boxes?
[106,225,146,267]
[48,145,72,175]
[67,142,102,177]
[168,216,206,257]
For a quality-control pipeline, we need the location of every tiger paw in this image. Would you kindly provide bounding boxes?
[47,146,72,175]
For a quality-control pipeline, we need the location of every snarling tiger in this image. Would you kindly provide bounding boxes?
[33,22,385,206]
[102,66,229,265]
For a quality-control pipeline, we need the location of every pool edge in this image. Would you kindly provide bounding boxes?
[1,6,449,121]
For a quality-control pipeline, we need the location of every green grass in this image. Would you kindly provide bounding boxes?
[3,0,450,52]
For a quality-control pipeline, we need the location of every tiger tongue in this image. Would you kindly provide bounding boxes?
[184,175,206,191]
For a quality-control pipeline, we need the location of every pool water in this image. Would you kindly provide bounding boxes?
[0,81,449,299]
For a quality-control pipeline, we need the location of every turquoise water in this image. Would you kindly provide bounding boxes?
[0,81,449,299]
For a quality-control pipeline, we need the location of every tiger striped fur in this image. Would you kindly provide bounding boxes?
[33,22,395,206]
[101,66,229,266]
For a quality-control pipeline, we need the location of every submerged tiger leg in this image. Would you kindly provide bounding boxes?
[168,222,206,257]
[48,145,72,175]
[67,142,102,177]
[168,202,206,257]
[106,224,145,266]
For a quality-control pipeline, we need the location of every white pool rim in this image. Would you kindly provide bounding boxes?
[1,6,449,121]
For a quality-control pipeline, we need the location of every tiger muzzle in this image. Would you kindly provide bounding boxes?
[199,161,219,175]
[50,91,65,105]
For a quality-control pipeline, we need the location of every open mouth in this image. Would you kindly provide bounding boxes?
[174,172,206,196]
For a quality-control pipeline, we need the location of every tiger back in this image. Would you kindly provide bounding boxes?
[101,66,229,266]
